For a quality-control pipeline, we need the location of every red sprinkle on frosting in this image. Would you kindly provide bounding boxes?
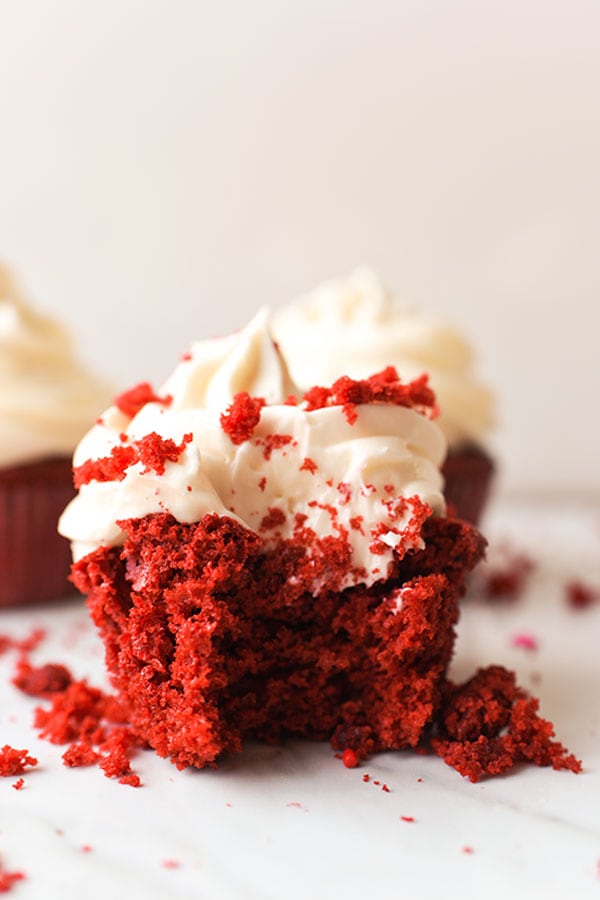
[114,382,172,419]
[300,457,318,474]
[220,392,266,445]
[74,433,192,487]
[302,368,437,424]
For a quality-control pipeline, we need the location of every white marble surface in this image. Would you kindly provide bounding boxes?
[0,497,599,899]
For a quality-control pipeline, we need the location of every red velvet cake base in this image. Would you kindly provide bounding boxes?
[441,445,495,525]
[0,457,76,608]
[72,512,485,769]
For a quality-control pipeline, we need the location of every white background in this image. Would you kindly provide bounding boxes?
[0,0,598,497]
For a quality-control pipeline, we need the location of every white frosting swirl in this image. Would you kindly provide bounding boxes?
[271,268,494,448]
[59,309,446,589]
[0,264,112,467]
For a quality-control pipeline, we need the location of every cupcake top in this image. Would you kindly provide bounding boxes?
[59,309,446,590]
[271,268,494,449]
[0,264,112,468]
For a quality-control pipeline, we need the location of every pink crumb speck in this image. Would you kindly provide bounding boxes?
[511,633,539,651]
[12,778,24,791]
[462,846,474,855]
[400,816,415,823]
[162,859,180,870]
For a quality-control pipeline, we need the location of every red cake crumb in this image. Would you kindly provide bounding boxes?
[432,666,582,782]
[511,633,539,651]
[462,846,474,855]
[0,866,25,893]
[381,783,390,792]
[0,746,38,777]
[13,660,73,697]
[342,748,359,768]
[29,676,142,786]
[479,551,535,602]
[114,382,172,418]
[303,368,437,425]
[11,778,24,791]
[362,773,370,782]
[162,859,180,869]
[259,508,286,531]
[400,816,415,823]
[74,433,192,487]
[81,845,93,854]
[565,580,599,610]
[220,392,265,444]
[256,433,293,460]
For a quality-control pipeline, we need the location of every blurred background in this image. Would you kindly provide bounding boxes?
[0,0,598,498]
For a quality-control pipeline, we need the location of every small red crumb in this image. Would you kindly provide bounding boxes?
[220,392,265,444]
[0,868,25,892]
[362,773,370,782]
[258,476,267,492]
[180,351,192,362]
[400,816,415,823]
[381,783,390,792]
[479,551,535,602]
[299,457,318,474]
[95,416,104,426]
[114,382,172,418]
[342,748,359,768]
[259,507,287,531]
[0,746,38,777]
[13,660,73,697]
[11,778,24,791]
[225,802,233,808]
[81,845,93,854]
[462,846,474,855]
[417,777,423,783]
[511,633,539,651]
[284,395,298,406]
[337,482,352,504]
[162,859,180,870]
[286,802,305,809]
[186,485,192,492]
[257,433,293,460]
[565,580,599,610]
[373,779,380,785]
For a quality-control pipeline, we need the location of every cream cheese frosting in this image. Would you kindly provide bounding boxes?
[271,268,494,449]
[0,264,112,467]
[59,309,447,589]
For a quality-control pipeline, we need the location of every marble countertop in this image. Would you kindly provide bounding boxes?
[1,497,599,899]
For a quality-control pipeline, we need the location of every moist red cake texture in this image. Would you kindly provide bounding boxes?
[72,512,483,770]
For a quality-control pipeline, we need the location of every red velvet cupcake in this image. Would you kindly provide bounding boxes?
[60,310,488,768]
[0,264,111,607]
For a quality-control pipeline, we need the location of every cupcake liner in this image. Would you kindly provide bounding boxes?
[441,446,495,525]
[0,457,75,608]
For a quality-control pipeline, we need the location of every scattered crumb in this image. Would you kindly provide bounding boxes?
[0,746,38,777]
[0,862,25,893]
[11,778,24,791]
[511,633,539,652]
[362,773,370,783]
[462,846,474,855]
[477,549,535,602]
[81,845,93,854]
[565,580,599,610]
[341,748,359,769]
[162,859,180,870]
[400,816,415,823]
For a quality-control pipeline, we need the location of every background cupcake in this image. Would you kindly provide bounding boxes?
[272,268,495,524]
[0,263,112,606]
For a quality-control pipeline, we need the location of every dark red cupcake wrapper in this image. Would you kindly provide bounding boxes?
[0,457,76,608]
[441,446,495,526]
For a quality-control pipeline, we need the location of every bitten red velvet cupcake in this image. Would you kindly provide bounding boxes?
[59,310,488,769]
[272,269,495,525]
[0,263,111,607]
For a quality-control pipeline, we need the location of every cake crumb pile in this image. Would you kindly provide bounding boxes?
[432,666,581,782]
